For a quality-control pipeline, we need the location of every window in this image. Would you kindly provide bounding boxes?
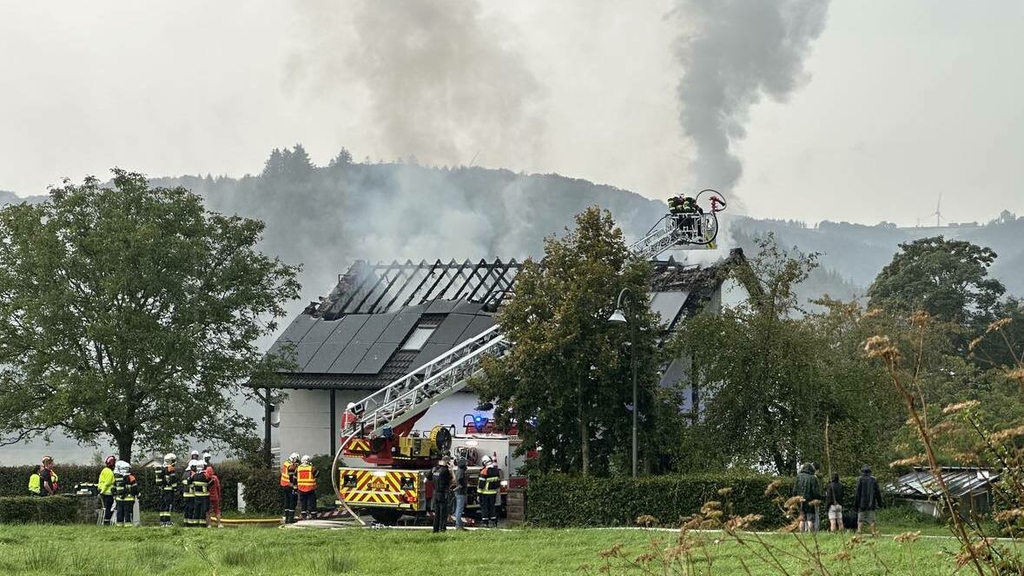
[401,327,435,351]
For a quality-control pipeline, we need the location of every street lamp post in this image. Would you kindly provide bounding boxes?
[608,287,638,478]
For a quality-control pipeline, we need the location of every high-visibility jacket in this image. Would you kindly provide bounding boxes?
[280,463,296,488]
[28,472,41,495]
[296,464,318,493]
[155,465,177,492]
[477,464,501,495]
[97,467,115,496]
[113,474,139,502]
[181,470,195,499]
[190,470,210,497]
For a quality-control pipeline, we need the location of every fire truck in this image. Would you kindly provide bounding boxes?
[331,190,726,525]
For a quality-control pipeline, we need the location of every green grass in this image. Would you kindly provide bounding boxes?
[0,522,1002,575]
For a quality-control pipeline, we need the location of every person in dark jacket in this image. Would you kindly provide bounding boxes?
[793,462,821,532]
[855,465,883,535]
[430,456,453,533]
[825,473,844,532]
[453,457,468,530]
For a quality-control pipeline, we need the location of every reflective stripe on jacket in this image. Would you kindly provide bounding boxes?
[477,465,501,494]
[296,465,317,492]
[280,463,295,487]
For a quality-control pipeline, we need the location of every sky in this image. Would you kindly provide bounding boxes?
[1,1,1022,228]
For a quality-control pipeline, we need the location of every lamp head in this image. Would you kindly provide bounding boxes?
[608,309,627,324]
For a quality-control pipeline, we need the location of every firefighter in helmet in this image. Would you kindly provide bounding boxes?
[296,454,319,520]
[281,452,300,524]
[113,460,139,526]
[187,459,210,528]
[477,455,502,528]
[154,453,177,527]
[181,454,197,526]
[98,455,117,525]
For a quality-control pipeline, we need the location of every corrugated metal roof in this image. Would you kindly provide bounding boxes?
[887,467,1000,498]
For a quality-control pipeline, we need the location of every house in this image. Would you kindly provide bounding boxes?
[887,467,1000,518]
[262,250,751,462]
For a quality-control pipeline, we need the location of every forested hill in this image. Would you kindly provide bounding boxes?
[9,149,1024,308]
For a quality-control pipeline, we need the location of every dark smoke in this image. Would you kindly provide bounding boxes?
[675,0,830,193]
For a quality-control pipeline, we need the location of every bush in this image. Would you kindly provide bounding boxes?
[0,497,79,524]
[241,467,281,514]
[526,474,798,528]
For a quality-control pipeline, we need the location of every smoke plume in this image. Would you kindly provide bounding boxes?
[675,0,829,193]
[290,0,545,170]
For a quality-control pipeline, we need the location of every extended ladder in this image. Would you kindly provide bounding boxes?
[631,213,718,260]
[331,325,510,523]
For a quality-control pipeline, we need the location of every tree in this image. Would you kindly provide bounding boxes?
[473,207,662,476]
[671,235,904,475]
[868,236,1005,327]
[0,170,301,460]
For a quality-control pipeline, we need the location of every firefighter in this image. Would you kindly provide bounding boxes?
[98,455,116,525]
[113,460,139,526]
[188,460,210,528]
[154,453,177,527]
[431,455,453,532]
[206,461,222,528]
[181,457,197,526]
[281,452,300,524]
[296,454,319,520]
[477,455,501,528]
[341,402,359,433]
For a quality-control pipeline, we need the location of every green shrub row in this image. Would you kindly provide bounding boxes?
[524,474,891,528]
[0,463,301,515]
[0,496,79,524]
[526,474,800,528]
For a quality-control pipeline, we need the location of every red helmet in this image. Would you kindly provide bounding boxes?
[105,456,116,467]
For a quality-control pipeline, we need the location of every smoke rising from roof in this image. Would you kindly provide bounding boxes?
[674,0,829,194]
[289,0,545,170]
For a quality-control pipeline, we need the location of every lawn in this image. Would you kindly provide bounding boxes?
[0,522,988,575]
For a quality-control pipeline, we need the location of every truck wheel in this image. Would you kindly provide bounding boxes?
[369,509,402,525]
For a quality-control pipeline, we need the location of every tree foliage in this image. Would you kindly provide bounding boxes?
[868,236,1005,327]
[473,207,663,476]
[673,236,903,476]
[0,170,300,460]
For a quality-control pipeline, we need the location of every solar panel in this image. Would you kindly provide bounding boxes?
[304,315,369,373]
[410,343,452,371]
[455,315,495,345]
[428,313,474,345]
[353,342,401,374]
[326,314,394,373]
[425,299,458,314]
[271,315,317,351]
[379,312,421,344]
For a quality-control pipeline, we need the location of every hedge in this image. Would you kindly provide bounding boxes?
[526,474,798,528]
[524,474,885,528]
[0,496,79,524]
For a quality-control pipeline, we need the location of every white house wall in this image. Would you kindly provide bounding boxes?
[274,389,490,458]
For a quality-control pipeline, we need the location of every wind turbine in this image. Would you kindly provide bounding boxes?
[931,193,943,227]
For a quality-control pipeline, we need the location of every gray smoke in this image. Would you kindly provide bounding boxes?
[675,0,829,193]
[289,0,545,170]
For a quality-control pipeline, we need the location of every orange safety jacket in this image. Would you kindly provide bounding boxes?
[296,464,317,493]
[280,462,295,487]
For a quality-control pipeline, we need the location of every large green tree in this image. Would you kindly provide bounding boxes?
[868,236,1005,327]
[0,170,300,460]
[673,235,903,475]
[473,207,662,476]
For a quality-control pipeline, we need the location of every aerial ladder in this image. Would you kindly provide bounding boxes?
[330,189,726,524]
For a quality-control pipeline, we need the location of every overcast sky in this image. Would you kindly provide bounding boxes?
[1,0,1021,226]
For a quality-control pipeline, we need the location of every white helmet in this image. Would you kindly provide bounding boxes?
[115,460,130,475]
[190,450,200,459]
[481,455,492,466]
[301,454,311,465]
[346,402,356,410]
[289,452,300,463]
[188,459,202,471]
[203,452,212,464]
[164,453,176,464]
